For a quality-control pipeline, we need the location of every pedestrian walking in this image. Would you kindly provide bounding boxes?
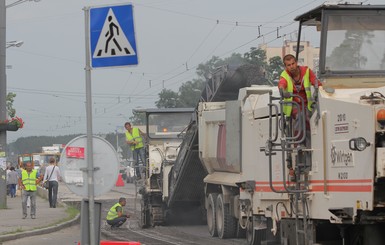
[43,157,61,208]
[7,167,19,198]
[18,162,43,219]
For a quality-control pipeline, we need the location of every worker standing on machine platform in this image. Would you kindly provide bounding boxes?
[278,54,321,174]
[124,122,146,179]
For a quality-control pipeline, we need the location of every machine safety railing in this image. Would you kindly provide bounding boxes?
[261,91,310,194]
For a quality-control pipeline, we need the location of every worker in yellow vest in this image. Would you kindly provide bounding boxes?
[125,122,146,179]
[278,54,321,177]
[278,54,321,119]
[18,162,43,219]
[106,197,130,229]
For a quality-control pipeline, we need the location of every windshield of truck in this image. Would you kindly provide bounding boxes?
[324,11,385,74]
[148,112,192,139]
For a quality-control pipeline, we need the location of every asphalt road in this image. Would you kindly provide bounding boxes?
[3,224,81,245]
[3,183,248,245]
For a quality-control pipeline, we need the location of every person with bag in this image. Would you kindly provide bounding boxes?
[43,158,61,208]
[18,162,43,219]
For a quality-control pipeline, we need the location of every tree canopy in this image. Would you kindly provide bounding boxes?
[6,92,16,118]
[154,47,282,109]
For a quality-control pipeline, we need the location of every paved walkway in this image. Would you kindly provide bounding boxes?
[0,187,79,243]
[0,181,140,244]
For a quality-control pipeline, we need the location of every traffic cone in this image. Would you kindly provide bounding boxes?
[116,173,125,187]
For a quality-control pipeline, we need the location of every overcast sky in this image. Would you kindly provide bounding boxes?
[5,0,383,142]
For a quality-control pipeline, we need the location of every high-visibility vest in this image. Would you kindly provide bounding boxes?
[125,127,143,150]
[280,67,313,117]
[21,169,38,191]
[106,202,123,221]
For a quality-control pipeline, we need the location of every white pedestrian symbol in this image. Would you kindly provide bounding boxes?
[93,8,136,58]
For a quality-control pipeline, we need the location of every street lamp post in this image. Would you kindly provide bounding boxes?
[0,0,40,209]
[0,0,8,209]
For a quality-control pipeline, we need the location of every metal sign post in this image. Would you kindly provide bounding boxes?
[82,3,138,244]
[83,7,97,245]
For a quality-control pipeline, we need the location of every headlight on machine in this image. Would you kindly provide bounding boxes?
[377,109,385,129]
[349,137,370,151]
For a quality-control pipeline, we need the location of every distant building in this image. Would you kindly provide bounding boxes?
[259,40,319,75]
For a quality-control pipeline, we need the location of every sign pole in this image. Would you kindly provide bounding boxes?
[83,7,97,245]
[82,4,138,242]
[0,0,6,209]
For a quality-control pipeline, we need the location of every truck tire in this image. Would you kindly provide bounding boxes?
[207,193,218,237]
[236,223,246,238]
[246,219,266,245]
[216,194,236,239]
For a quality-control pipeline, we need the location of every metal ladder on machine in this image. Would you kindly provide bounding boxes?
[263,90,312,245]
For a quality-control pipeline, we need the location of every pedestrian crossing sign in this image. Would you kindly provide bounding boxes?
[90,4,138,68]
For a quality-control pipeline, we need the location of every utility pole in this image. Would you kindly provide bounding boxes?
[0,0,7,209]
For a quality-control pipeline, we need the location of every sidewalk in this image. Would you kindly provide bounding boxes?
[0,187,79,243]
[0,181,140,244]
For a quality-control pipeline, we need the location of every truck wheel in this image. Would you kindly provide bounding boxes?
[207,193,218,237]
[236,223,246,238]
[216,194,236,239]
[246,219,265,245]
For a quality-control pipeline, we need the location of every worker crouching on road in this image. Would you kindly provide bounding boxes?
[106,197,130,229]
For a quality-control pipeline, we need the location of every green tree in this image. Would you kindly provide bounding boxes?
[266,56,284,85]
[155,51,273,109]
[196,53,246,80]
[129,110,146,125]
[155,89,180,108]
[6,92,16,117]
[196,56,222,80]
[178,79,204,107]
[244,47,268,68]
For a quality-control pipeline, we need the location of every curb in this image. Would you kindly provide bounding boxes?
[0,212,80,243]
